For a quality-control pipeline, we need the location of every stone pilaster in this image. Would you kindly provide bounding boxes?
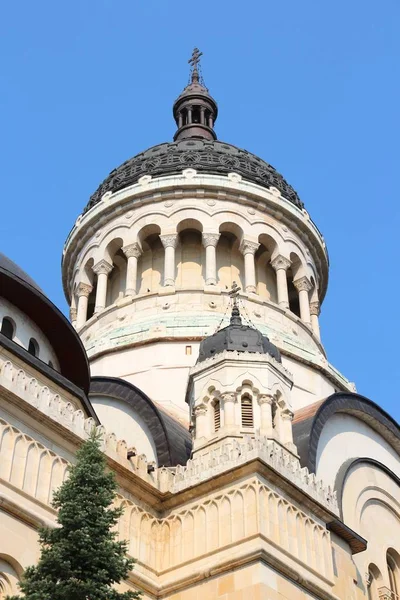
[160,234,178,287]
[122,243,142,296]
[93,259,113,313]
[271,255,291,309]
[293,276,312,325]
[76,282,93,329]
[202,233,220,285]
[239,239,259,294]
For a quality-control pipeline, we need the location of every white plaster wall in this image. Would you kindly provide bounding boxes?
[0,298,60,369]
[90,395,158,463]
[315,414,400,489]
[282,356,336,409]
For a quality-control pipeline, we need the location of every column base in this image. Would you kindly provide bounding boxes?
[125,289,136,297]
[246,285,257,294]
[205,278,217,286]
[164,279,175,286]
[279,301,290,309]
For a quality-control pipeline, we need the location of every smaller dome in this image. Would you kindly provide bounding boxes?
[197,299,281,364]
[0,252,42,292]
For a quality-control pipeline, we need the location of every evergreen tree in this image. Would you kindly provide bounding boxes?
[7,430,141,600]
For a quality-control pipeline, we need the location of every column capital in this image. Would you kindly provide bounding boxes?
[239,239,259,256]
[271,255,291,272]
[194,403,207,417]
[293,276,312,293]
[160,233,178,249]
[310,301,320,316]
[93,259,113,276]
[122,242,142,259]
[258,394,274,406]
[202,232,220,248]
[221,392,236,404]
[76,282,92,297]
[281,409,294,422]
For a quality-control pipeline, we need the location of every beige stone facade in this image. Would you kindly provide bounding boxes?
[1,57,399,600]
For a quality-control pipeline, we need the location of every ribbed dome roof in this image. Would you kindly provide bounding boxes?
[84,138,303,214]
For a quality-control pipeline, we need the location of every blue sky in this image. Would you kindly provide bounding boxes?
[1,1,399,418]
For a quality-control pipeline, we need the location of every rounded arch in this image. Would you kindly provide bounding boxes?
[176,218,203,234]
[137,223,162,247]
[89,377,191,466]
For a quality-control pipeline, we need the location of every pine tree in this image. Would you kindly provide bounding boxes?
[7,430,141,600]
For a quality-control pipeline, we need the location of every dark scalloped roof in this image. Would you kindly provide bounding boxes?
[0,252,90,393]
[84,138,303,213]
[90,377,192,467]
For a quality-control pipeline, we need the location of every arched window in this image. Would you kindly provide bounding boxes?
[1,317,15,340]
[214,400,221,432]
[241,395,254,428]
[387,552,399,597]
[28,337,39,357]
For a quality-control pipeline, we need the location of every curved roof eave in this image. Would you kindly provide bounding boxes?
[89,377,192,467]
[0,264,90,393]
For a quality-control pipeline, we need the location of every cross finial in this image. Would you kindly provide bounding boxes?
[228,281,242,326]
[188,47,203,82]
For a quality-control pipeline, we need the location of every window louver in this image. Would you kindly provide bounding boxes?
[241,397,254,428]
[214,401,221,432]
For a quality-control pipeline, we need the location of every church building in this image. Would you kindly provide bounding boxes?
[1,50,399,600]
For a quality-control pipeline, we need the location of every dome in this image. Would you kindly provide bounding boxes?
[84,138,303,213]
[0,252,91,393]
[197,301,281,364]
[0,252,43,292]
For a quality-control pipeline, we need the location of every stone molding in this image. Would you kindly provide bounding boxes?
[202,232,220,248]
[122,242,142,259]
[239,239,259,256]
[310,301,321,316]
[271,255,291,272]
[159,234,178,249]
[293,276,312,293]
[93,259,113,276]
[76,282,92,297]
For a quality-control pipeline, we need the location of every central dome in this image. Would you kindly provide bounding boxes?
[84,138,303,213]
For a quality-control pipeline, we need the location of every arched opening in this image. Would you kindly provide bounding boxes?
[287,252,304,318]
[28,337,39,358]
[241,395,254,428]
[367,563,382,600]
[103,238,126,308]
[82,258,96,320]
[387,550,400,597]
[138,225,162,294]
[256,234,278,302]
[1,317,15,340]
[176,219,204,289]
[217,223,244,291]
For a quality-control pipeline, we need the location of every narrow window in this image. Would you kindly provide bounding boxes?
[214,401,221,432]
[28,338,39,357]
[241,395,254,428]
[388,554,398,596]
[185,345,192,356]
[1,317,15,340]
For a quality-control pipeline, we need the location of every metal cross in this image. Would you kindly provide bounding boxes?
[228,281,241,305]
[188,47,203,69]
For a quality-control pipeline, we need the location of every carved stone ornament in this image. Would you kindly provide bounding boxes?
[281,409,294,421]
[160,234,178,249]
[76,282,93,297]
[122,242,142,259]
[69,307,77,321]
[93,259,113,276]
[239,239,259,256]
[258,394,273,406]
[202,233,220,248]
[310,301,320,316]
[270,255,291,272]
[194,403,207,416]
[293,276,312,293]
[221,392,236,404]
[84,139,303,214]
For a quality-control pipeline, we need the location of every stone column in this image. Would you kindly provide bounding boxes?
[194,404,207,440]
[239,239,259,294]
[275,408,294,447]
[271,255,291,309]
[122,243,142,296]
[200,106,206,125]
[93,260,113,314]
[69,293,77,328]
[202,233,220,285]
[221,392,236,428]
[76,283,92,329]
[258,394,274,436]
[160,234,178,287]
[310,301,321,340]
[293,276,312,325]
